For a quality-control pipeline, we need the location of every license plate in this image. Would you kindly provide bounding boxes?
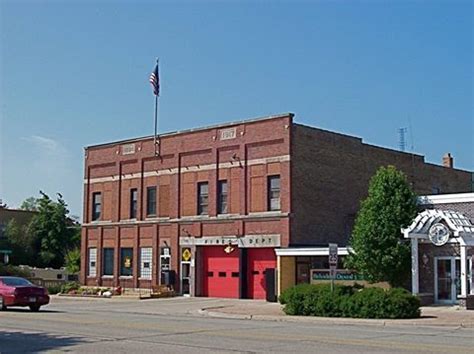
[29,297,36,302]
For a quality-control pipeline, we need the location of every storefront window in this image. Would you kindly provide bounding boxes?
[120,248,133,276]
[103,248,114,276]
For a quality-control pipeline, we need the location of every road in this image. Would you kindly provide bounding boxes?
[0,296,472,353]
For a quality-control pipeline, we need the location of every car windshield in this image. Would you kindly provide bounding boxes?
[1,277,32,286]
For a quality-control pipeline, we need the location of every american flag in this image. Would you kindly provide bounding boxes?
[149,63,160,96]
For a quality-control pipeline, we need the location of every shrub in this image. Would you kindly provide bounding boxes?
[279,283,313,315]
[279,284,420,319]
[61,281,80,294]
[47,284,63,295]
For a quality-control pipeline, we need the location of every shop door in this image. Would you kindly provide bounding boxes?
[202,246,239,298]
[435,257,461,304]
[247,248,277,299]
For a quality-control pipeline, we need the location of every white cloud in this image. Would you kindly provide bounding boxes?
[21,135,67,156]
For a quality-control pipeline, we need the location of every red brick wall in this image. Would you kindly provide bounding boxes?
[290,124,472,246]
[81,114,293,286]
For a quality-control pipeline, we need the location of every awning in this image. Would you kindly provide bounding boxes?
[402,209,474,246]
[275,247,352,256]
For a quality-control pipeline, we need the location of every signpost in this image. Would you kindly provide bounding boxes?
[328,243,338,291]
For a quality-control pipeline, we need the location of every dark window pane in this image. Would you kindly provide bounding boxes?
[267,175,281,211]
[197,182,209,215]
[231,272,239,278]
[217,180,228,214]
[146,187,157,216]
[120,248,133,276]
[92,192,101,221]
[1,277,32,286]
[103,248,114,276]
[130,189,138,219]
[218,272,226,277]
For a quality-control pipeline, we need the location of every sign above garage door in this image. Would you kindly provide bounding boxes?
[180,234,281,248]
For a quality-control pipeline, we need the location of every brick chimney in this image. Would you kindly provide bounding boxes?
[442,153,453,168]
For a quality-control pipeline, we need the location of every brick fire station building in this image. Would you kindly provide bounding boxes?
[80,113,472,299]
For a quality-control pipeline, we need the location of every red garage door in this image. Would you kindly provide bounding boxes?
[202,246,239,298]
[247,248,277,299]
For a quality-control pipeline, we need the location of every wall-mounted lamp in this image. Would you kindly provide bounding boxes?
[422,253,429,266]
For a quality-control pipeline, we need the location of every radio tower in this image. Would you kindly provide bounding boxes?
[398,127,408,152]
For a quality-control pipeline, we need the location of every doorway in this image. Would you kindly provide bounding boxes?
[435,257,460,304]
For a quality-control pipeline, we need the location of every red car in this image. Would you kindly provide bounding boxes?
[0,276,50,312]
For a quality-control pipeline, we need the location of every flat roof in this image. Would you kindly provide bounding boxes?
[85,112,294,150]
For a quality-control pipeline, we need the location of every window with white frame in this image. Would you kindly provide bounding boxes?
[88,248,97,277]
[140,247,152,279]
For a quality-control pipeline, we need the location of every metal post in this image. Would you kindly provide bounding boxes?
[153,58,160,156]
[154,93,159,156]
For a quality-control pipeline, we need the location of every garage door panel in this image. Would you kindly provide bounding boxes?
[202,247,239,298]
[247,248,276,299]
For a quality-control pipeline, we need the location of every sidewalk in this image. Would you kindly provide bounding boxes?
[198,300,474,328]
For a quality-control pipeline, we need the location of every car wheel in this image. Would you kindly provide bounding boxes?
[29,305,41,312]
[0,296,6,311]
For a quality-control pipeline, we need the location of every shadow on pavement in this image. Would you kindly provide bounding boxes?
[0,331,84,353]
[2,308,62,313]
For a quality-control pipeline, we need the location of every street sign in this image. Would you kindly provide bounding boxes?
[328,243,338,292]
[328,243,338,266]
[0,250,12,254]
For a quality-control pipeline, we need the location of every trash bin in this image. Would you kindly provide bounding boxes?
[265,268,277,302]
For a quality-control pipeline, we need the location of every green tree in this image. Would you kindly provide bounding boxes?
[346,166,418,287]
[65,248,81,274]
[4,219,36,265]
[20,197,40,211]
[27,191,80,268]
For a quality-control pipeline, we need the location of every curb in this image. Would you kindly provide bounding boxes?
[198,308,474,328]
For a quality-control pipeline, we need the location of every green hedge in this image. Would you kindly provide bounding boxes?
[279,284,420,319]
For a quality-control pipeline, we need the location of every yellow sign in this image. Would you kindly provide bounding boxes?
[124,257,132,268]
[182,248,192,262]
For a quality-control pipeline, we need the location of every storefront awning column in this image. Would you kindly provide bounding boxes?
[460,244,468,298]
[411,238,419,295]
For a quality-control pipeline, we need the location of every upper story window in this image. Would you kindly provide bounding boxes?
[268,175,281,211]
[92,192,101,221]
[197,182,209,215]
[217,180,228,214]
[130,188,138,219]
[146,186,157,217]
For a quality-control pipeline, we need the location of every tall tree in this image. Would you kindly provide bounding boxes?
[4,219,36,265]
[20,197,40,211]
[27,192,79,268]
[346,166,418,287]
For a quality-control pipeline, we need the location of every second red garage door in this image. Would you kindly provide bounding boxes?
[247,248,277,299]
[202,246,239,298]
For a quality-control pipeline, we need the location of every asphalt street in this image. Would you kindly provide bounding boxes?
[0,296,472,353]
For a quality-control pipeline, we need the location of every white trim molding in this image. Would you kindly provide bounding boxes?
[180,234,281,248]
[275,247,352,257]
[84,154,291,185]
[418,193,474,205]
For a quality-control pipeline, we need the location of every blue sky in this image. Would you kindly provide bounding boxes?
[0,0,472,217]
